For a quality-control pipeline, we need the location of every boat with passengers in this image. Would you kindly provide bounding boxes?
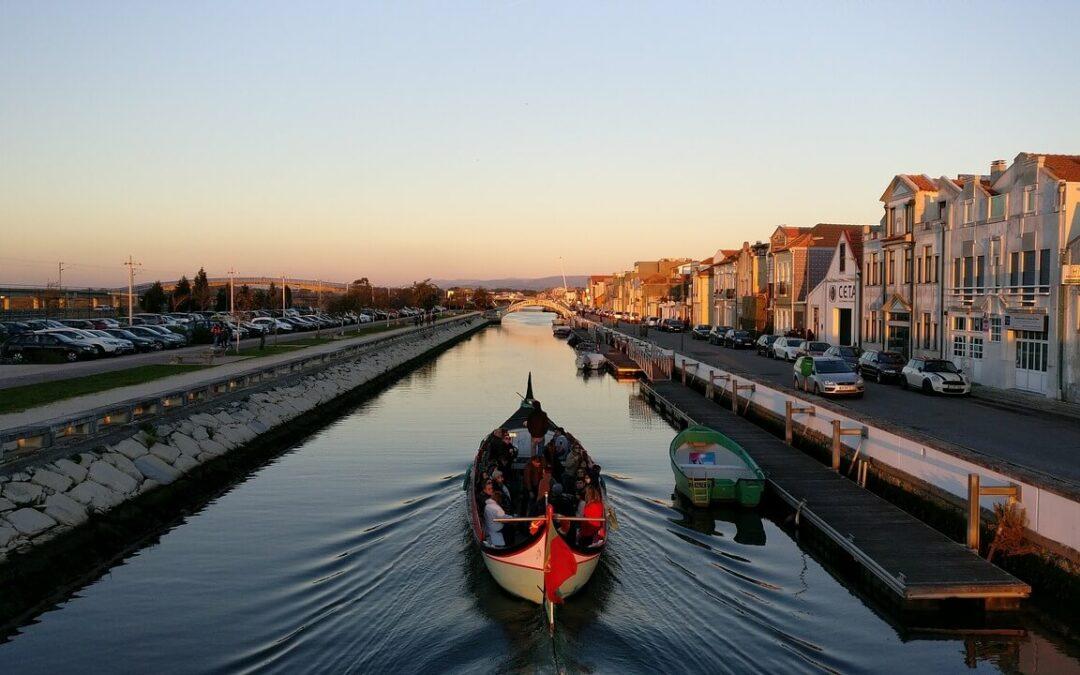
[465,375,609,629]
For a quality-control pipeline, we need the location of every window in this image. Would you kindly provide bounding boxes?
[963,200,973,224]
[990,194,1007,221]
[976,255,985,289]
[953,257,962,287]
[887,207,896,236]
[887,251,895,284]
[970,337,983,359]
[839,243,846,273]
[990,316,1002,342]
[1039,248,1051,289]
[904,248,913,283]
[953,316,967,331]
[1024,187,1036,214]
[971,317,984,332]
[1010,251,1019,287]
[905,204,914,231]
[937,200,947,221]
[922,246,932,284]
[953,335,966,357]
[1022,250,1036,287]
[922,312,931,349]
[932,321,938,350]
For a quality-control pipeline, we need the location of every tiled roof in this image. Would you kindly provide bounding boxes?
[905,174,937,191]
[804,223,866,248]
[842,230,864,268]
[641,274,670,284]
[1037,154,1080,181]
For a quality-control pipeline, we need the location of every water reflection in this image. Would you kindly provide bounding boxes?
[0,311,1075,674]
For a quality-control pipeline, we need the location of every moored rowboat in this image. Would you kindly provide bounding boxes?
[670,424,765,507]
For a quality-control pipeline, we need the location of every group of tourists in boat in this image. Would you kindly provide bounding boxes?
[466,376,609,626]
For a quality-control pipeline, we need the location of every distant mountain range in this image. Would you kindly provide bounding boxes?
[430,275,589,291]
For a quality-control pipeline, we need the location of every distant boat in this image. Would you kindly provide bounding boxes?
[552,325,572,338]
[575,352,606,370]
[465,376,609,630]
[669,425,765,507]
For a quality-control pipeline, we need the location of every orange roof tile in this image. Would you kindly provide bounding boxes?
[905,174,937,191]
[1038,154,1080,181]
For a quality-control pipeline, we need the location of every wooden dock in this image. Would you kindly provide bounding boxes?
[640,379,1031,607]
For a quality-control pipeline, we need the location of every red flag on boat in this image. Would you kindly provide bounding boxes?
[544,505,577,604]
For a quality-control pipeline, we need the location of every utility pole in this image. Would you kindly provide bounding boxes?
[123,256,141,326]
[57,261,66,312]
[228,267,238,352]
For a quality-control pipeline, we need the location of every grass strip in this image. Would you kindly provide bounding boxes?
[0,364,209,414]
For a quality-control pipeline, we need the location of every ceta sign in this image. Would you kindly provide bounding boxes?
[828,283,857,304]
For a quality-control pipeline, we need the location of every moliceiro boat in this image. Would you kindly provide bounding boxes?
[670,424,765,507]
[466,375,608,629]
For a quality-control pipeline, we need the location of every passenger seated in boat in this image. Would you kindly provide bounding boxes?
[553,429,571,461]
[529,465,554,516]
[483,491,507,548]
[523,454,546,512]
[576,485,605,546]
[487,428,514,470]
[543,442,564,482]
[491,469,512,506]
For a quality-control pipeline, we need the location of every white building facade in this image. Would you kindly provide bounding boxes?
[806,230,862,346]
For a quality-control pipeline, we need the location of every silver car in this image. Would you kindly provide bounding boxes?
[793,356,864,397]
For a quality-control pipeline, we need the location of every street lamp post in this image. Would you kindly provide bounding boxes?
[228,268,238,353]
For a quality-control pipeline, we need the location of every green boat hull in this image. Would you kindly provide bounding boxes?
[669,425,766,508]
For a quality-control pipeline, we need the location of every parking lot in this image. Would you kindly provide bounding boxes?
[607,318,1080,486]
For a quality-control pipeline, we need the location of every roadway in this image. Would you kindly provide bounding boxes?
[606,319,1080,487]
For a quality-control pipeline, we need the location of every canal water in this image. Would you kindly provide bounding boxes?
[1,312,1076,674]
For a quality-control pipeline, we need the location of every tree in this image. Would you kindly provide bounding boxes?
[284,285,293,309]
[410,279,440,311]
[236,284,254,311]
[252,288,270,309]
[267,282,280,310]
[140,281,167,313]
[214,287,227,311]
[172,276,192,311]
[192,268,211,310]
[472,287,492,309]
[352,277,373,306]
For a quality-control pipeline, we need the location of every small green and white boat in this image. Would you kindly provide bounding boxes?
[669,425,766,507]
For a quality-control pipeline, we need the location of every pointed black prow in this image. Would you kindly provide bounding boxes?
[525,372,534,401]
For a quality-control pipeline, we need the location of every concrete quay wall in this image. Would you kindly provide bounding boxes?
[0,317,484,562]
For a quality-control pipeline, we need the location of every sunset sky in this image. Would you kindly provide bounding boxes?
[3,1,1079,288]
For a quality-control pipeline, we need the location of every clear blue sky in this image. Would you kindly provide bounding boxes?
[3,1,1078,287]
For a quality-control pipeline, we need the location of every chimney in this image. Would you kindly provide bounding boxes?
[990,159,1006,179]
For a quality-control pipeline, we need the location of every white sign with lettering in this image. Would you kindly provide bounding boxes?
[1005,314,1045,332]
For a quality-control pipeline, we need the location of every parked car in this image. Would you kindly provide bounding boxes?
[60,319,97,330]
[793,356,864,397]
[1,332,97,363]
[252,317,294,333]
[771,337,804,361]
[901,358,971,395]
[1,321,33,339]
[823,345,862,368]
[38,328,123,356]
[799,341,832,357]
[661,319,687,333]
[858,350,907,383]
[86,329,136,354]
[691,324,711,340]
[134,313,167,325]
[755,334,778,356]
[707,326,732,345]
[128,325,183,348]
[23,319,66,331]
[90,318,121,330]
[646,316,661,328]
[724,330,755,349]
[105,328,160,352]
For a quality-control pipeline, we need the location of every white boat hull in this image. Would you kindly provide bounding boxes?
[481,537,601,604]
[575,352,606,370]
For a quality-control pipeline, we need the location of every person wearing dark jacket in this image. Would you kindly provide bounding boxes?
[526,401,549,457]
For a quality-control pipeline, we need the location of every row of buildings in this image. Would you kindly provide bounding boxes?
[586,152,1080,402]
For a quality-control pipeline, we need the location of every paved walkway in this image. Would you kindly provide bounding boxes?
[0,317,471,432]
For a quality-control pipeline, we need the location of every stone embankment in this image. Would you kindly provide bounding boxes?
[0,318,481,561]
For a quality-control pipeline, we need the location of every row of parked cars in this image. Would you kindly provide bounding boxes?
[0,307,444,364]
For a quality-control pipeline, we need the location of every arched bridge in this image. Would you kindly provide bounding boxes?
[503,299,574,318]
